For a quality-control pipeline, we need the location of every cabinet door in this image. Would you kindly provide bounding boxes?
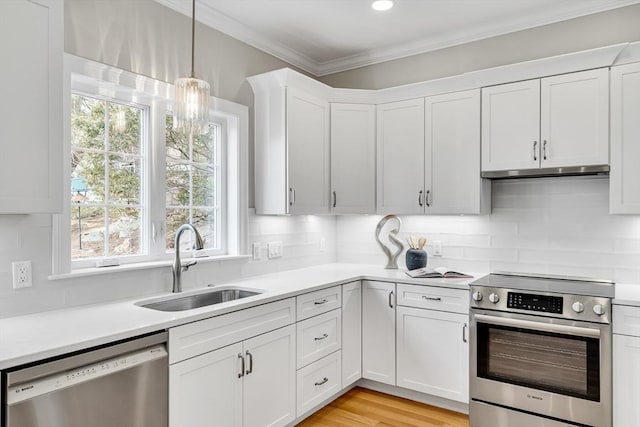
[330,103,376,214]
[396,306,469,403]
[0,0,62,213]
[243,325,296,427]
[613,334,640,427]
[362,280,396,385]
[610,62,640,214]
[376,99,425,214]
[342,281,362,387]
[540,68,609,168]
[426,89,486,214]
[481,79,540,172]
[169,342,243,427]
[287,88,330,214]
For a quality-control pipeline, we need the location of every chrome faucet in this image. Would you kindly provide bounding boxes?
[172,223,205,293]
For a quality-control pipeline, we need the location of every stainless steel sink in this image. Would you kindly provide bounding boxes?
[139,288,262,312]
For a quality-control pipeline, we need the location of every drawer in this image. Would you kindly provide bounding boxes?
[613,305,640,336]
[297,309,342,368]
[169,298,295,364]
[296,285,342,321]
[397,283,468,314]
[296,350,342,418]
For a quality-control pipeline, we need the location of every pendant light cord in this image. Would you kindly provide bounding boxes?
[191,0,196,78]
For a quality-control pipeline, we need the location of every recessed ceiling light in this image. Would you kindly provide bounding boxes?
[372,0,394,12]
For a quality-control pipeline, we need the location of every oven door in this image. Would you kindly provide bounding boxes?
[470,309,611,427]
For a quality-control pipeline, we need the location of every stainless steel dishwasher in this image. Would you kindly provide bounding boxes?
[3,331,168,427]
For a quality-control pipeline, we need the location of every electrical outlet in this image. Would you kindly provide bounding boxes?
[319,237,326,252]
[433,241,443,257]
[252,243,262,260]
[12,261,32,289]
[268,241,283,259]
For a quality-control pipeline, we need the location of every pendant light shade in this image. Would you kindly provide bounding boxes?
[174,0,210,135]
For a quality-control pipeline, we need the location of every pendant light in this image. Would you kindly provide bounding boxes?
[174,0,210,135]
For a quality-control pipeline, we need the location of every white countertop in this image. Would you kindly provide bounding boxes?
[0,263,477,370]
[613,283,640,307]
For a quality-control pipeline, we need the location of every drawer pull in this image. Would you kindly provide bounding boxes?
[422,296,442,301]
[314,299,328,305]
[314,377,329,386]
[314,333,329,341]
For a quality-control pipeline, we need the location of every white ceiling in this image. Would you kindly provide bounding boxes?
[156,0,640,76]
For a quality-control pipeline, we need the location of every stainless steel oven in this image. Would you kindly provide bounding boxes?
[469,273,614,427]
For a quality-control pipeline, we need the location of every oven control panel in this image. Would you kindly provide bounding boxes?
[470,285,612,323]
[507,292,563,314]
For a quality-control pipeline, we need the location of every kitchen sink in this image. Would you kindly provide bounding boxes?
[138,287,263,312]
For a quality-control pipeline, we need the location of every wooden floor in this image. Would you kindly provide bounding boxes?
[296,387,470,427]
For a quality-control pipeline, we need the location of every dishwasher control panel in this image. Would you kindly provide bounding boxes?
[7,345,166,404]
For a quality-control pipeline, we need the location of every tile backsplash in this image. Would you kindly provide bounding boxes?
[337,176,640,284]
[1,176,640,319]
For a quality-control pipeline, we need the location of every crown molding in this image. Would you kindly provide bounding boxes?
[155,0,640,77]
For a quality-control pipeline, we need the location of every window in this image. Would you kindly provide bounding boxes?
[53,55,248,275]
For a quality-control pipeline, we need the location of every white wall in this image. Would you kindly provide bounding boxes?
[338,177,640,284]
[0,212,336,318]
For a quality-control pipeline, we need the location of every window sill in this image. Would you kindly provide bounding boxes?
[48,254,252,281]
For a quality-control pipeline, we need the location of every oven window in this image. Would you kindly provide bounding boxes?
[477,323,600,401]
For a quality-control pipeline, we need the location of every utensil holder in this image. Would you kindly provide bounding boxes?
[406,249,427,270]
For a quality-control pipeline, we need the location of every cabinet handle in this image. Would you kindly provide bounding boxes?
[245,350,253,375]
[314,377,329,386]
[533,141,538,161]
[332,191,337,208]
[389,290,394,308]
[463,323,468,343]
[418,190,423,207]
[314,333,329,341]
[422,296,442,301]
[425,190,431,207]
[238,353,245,378]
[314,299,328,305]
[289,188,296,206]
[543,140,548,160]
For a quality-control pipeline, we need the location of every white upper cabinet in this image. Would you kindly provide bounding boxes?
[426,89,488,215]
[0,0,62,213]
[481,80,540,172]
[540,68,609,168]
[248,71,330,215]
[376,98,426,214]
[610,62,640,214]
[482,68,609,174]
[287,88,330,214]
[330,104,376,214]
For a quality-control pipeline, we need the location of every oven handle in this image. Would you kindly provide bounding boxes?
[473,313,601,338]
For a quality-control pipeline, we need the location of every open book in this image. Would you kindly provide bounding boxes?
[406,267,473,279]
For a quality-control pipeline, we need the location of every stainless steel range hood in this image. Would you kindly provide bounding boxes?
[481,164,609,179]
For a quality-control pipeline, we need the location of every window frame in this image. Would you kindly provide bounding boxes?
[52,55,248,276]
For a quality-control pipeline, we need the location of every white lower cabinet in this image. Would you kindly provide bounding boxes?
[342,281,362,387]
[613,304,640,427]
[362,281,396,385]
[169,322,296,427]
[396,306,469,403]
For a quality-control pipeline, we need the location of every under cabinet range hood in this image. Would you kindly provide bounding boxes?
[481,164,610,179]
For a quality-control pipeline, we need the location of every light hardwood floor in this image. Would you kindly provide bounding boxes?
[296,387,470,427]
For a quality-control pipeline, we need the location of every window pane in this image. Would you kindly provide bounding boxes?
[192,208,217,248]
[166,162,191,206]
[71,95,105,150]
[166,208,190,251]
[71,206,105,258]
[166,116,189,162]
[109,154,141,204]
[192,126,215,163]
[108,103,141,155]
[192,164,215,207]
[71,150,105,203]
[108,207,141,256]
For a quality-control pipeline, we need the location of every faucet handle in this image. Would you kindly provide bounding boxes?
[181,260,197,272]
